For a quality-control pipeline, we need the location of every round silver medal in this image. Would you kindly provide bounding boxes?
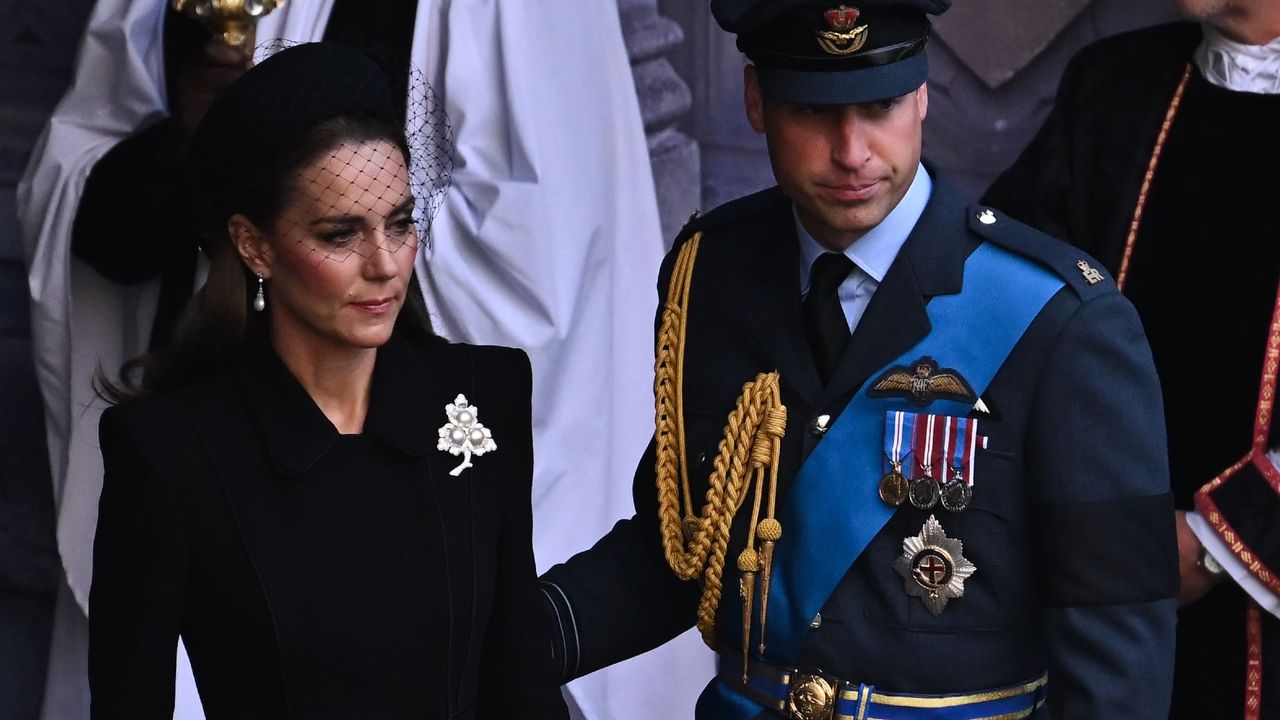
[909,476,940,509]
[940,481,973,512]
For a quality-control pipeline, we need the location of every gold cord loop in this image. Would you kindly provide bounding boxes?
[654,233,788,657]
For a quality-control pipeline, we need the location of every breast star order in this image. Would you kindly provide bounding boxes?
[893,515,977,616]
[436,394,497,476]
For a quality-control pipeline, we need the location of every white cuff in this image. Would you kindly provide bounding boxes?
[1187,509,1280,620]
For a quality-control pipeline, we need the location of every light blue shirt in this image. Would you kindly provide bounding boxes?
[797,164,933,334]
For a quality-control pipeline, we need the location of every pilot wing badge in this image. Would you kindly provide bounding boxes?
[869,356,977,406]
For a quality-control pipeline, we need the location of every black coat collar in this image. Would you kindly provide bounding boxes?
[237,326,442,476]
[893,172,973,298]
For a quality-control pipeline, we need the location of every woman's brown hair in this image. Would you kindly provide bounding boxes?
[99,114,436,403]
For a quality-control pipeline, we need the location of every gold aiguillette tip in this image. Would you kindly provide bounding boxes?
[738,548,760,684]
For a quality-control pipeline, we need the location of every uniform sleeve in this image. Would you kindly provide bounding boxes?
[1026,292,1179,719]
[539,440,701,681]
[475,351,569,718]
[539,238,701,682]
[89,405,186,719]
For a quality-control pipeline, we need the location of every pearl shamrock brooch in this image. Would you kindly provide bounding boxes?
[437,394,497,476]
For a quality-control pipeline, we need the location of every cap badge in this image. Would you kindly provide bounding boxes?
[437,394,497,476]
[817,5,869,56]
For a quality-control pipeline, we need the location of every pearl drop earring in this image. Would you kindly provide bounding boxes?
[253,273,266,312]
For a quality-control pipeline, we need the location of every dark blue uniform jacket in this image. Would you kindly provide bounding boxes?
[543,179,1178,718]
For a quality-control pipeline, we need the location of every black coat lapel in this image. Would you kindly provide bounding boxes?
[410,343,479,714]
[820,252,930,409]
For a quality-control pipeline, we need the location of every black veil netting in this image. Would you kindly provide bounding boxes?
[190,40,453,267]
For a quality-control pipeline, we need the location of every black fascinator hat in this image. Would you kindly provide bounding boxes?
[190,41,452,250]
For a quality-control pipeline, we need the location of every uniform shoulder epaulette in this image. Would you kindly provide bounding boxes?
[674,186,790,245]
[966,205,1116,301]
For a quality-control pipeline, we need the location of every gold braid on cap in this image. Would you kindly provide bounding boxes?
[654,232,787,672]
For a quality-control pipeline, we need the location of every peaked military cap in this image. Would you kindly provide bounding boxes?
[711,0,950,105]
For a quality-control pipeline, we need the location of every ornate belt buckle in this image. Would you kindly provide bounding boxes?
[787,671,836,720]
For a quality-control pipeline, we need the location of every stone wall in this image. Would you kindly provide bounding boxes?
[0,3,96,718]
[617,0,701,245]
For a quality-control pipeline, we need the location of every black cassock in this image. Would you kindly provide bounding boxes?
[986,21,1280,720]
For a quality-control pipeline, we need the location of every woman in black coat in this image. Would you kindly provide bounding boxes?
[88,42,568,720]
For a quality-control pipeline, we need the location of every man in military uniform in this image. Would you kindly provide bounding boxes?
[542,1,1179,717]
[985,2,1280,717]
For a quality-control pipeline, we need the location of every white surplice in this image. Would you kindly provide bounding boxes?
[18,1,711,718]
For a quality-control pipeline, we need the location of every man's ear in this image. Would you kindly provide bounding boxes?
[228,214,274,278]
[916,82,929,121]
[744,64,767,133]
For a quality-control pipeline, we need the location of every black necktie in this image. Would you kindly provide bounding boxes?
[802,253,854,385]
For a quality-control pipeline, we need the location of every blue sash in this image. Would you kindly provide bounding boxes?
[699,242,1064,719]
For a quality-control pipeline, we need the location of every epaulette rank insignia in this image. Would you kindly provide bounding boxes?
[1077,260,1105,285]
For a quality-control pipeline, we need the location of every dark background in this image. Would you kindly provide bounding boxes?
[0,1,1180,717]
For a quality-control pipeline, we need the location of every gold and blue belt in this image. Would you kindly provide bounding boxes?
[718,654,1047,720]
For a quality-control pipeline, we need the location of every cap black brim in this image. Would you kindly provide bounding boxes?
[756,51,928,105]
